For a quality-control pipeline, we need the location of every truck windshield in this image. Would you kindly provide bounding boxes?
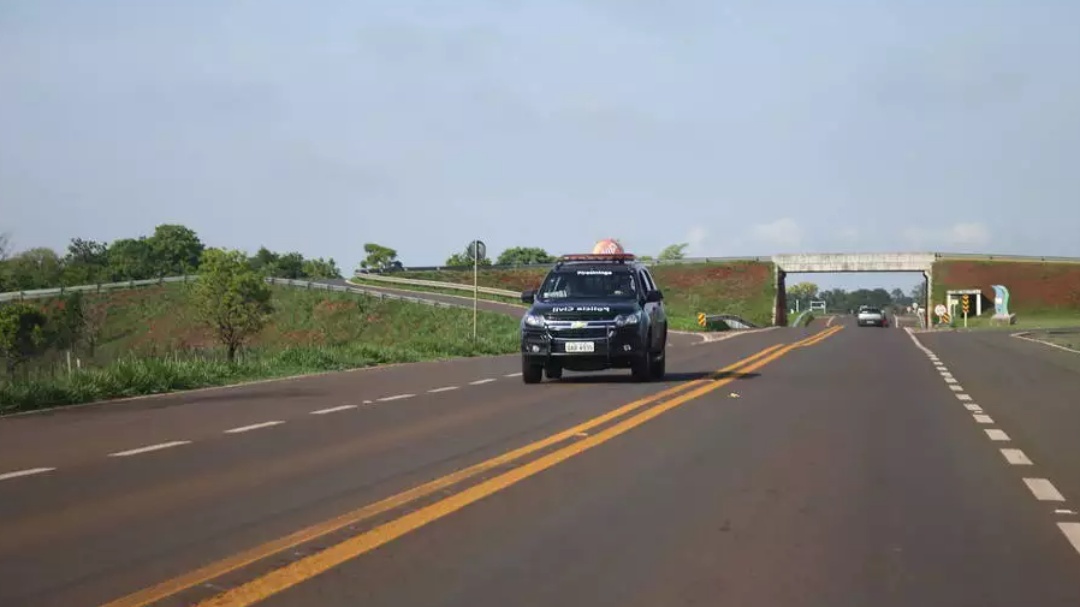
[538,269,638,300]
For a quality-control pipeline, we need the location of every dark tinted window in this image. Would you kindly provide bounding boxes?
[538,268,638,300]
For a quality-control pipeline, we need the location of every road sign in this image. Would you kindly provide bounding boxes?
[467,240,486,261]
[697,312,707,327]
[934,304,947,317]
[961,294,970,314]
[940,312,951,324]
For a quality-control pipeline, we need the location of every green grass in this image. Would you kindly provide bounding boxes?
[943,310,1080,331]
[0,285,520,413]
[377,260,778,331]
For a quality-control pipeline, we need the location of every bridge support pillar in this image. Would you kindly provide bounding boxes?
[774,267,788,327]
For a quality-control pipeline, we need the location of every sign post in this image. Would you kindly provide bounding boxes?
[934,303,948,327]
[961,294,970,328]
[468,240,486,339]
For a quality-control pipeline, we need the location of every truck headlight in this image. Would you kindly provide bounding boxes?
[614,312,640,327]
[524,314,545,328]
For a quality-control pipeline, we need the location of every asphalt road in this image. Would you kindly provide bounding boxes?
[2,317,1080,606]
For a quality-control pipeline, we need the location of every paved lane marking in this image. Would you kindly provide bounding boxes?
[186,328,843,607]
[1059,523,1080,557]
[943,376,957,383]
[468,378,496,385]
[224,421,284,434]
[102,339,800,607]
[964,403,983,411]
[949,384,963,391]
[973,414,994,424]
[1024,478,1066,502]
[1056,509,1077,515]
[309,405,357,415]
[376,394,414,402]
[0,467,55,482]
[109,441,192,457]
[956,394,972,401]
[985,429,1011,441]
[1001,448,1033,465]
[504,372,522,377]
[428,386,459,393]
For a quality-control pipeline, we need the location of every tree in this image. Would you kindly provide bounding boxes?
[446,243,491,268]
[2,247,63,290]
[191,248,274,362]
[43,292,85,352]
[911,281,927,306]
[0,302,48,375]
[107,238,155,281]
[147,224,204,276]
[273,252,305,279]
[0,232,10,260]
[81,298,109,358]
[62,238,110,285]
[657,243,688,262]
[495,246,554,266]
[302,257,342,279]
[787,282,819,303]
[360,243,399,271]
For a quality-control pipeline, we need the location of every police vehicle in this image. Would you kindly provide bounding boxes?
[519,252,668,383]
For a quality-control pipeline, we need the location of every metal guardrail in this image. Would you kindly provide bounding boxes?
[351,273,521,297]
[0,276,474,311]
[357,256,773,275]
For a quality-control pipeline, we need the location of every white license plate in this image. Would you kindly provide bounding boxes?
[564,341,595,353]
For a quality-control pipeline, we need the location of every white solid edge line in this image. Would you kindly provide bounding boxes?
[1001,448,1033,465]
[428,386,459,393]
[985,429,1011,441]
[310,405,358,415]
[224,420,285,434]
[973,414,994,424]
[957,394,973,401]
[469,378,496,385]
[964,403,983,411]
[1024,478,1066,501]
[1058,523,1080,557]
[108,440,192,457]
[1013,332,1080,354]
[377,394,415,402]
[0,467,56,481]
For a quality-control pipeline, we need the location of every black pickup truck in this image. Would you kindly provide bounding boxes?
[518,253,668,383]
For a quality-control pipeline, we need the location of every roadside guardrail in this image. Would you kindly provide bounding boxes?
[352,273,521,298]
[0,276,473,311]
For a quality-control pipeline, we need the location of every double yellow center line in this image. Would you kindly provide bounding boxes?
[104,325,842,607]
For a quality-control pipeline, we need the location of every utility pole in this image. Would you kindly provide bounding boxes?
[470,239,486,339]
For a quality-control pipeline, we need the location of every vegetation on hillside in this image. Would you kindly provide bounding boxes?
[933,260,1080,314]
[0,282,519,413]
[0,224,342,292]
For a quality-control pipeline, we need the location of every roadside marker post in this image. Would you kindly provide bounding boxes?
[961,294,970,328]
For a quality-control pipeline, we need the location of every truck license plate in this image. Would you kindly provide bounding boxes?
[565,341,595,353]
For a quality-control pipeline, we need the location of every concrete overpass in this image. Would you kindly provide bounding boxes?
[772,253,937,326]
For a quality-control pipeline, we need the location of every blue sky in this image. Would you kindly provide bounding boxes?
[2,0,1077,292]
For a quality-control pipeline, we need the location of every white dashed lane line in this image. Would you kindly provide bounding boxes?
[309,405,358,415]
[0,467,55,482]
[224,420,285,434]
[108,441,192,457]
[377,394,415,402]
[428,386,459,393]
[469,378,496,385]
[1059,523,1080,556]
[504,372,523,378]
[906,327,1080,558]
[1001,448,1034,465]
[1024,478,1066,502]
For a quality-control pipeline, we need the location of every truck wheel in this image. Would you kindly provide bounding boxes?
[631,351,653,382]
[522,359,544,384]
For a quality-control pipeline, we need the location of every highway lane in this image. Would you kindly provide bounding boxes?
[5,319,1080,606]
[917,328,1080,528]
[0,327,796,607]
[245,317,1080,607]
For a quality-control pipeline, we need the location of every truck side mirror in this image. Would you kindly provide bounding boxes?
[521,290,535,304]
[645,290,663,303]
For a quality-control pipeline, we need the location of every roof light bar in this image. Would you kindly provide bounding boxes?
[557,253,636,262]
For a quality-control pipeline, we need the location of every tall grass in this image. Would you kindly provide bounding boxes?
[0,286,521,413]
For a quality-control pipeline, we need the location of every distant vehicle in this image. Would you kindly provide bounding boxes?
[857,307,887,327]
[518,252,667,383]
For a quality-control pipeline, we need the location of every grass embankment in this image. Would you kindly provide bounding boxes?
[361,261,777,331]
[349,276,526,307]
[0,285,519,413]
[932,259,1080,326]
[939,311,1080,331]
